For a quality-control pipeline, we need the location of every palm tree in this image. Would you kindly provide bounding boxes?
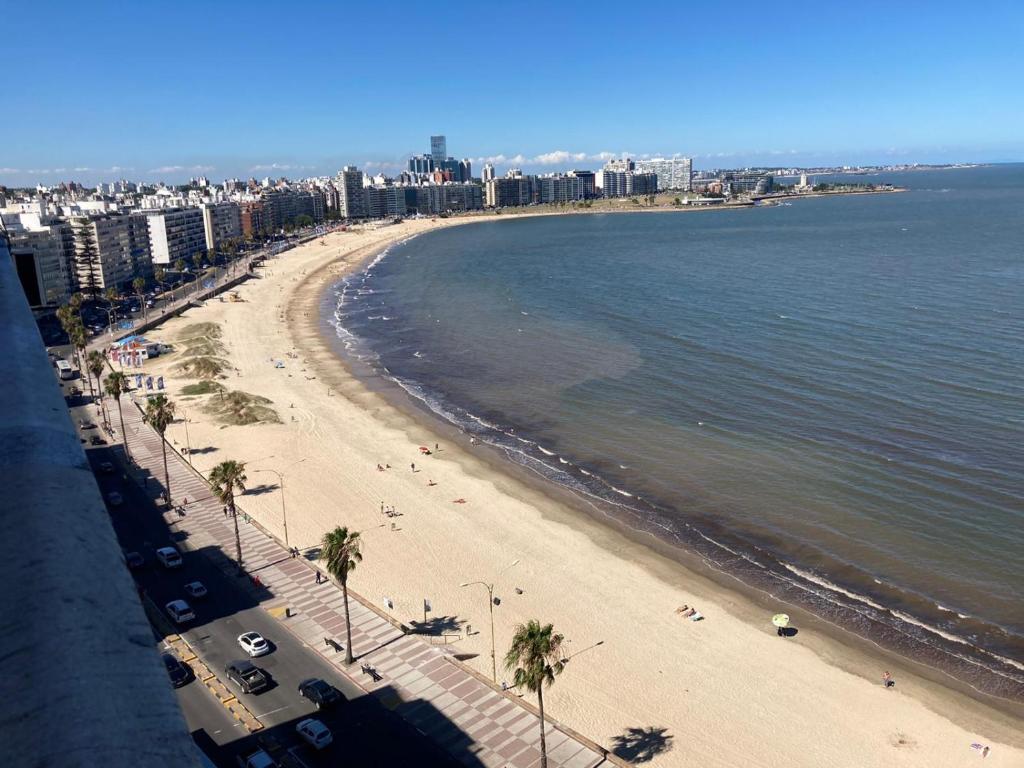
[209,460,247,572]
[70,324,89,395]
[104,371,131,461]
[154,266,167,290]
[144,394,176,503]
[133,277,147,321]
[86,350,109,427]
[505,621,566,768]
[321,527,362,664]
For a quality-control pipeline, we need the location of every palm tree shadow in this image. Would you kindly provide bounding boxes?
[609,726,674,763]
[408,615,464,636]
[242,483,279,496]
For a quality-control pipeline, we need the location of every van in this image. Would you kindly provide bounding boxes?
[166,600,195,624]
[156,546,183,568]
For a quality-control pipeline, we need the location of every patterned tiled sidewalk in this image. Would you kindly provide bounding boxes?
[117,396,610,768]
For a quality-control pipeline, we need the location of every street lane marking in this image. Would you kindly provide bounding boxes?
[251,705,292,719]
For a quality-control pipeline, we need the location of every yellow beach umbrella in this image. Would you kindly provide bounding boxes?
[772,613,790,629]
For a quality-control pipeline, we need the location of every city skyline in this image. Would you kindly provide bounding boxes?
[3,1,1024,186]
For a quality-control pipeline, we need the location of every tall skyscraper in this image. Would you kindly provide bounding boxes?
[339,166,367,219]
[482,163,495,183]
[430,135,447,167]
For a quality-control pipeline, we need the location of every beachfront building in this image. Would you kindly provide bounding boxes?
[365,186,406,219]
[721,172,774,195]
[1,210,76,307]
[536,174,585,203]
[567,169,597,199]
[485,175,536,208]
[145,207,206,266]
[635,157,693,191]
[597,158,659,198]
[339,166,367,220]
[72,212,153,295]
[482,163,495,183]
[200,202,242,252]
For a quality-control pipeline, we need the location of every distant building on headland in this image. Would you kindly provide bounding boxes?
[635,157,693,191]
[720,172,774,195]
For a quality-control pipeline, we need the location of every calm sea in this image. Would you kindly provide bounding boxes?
[330,165,1024,697]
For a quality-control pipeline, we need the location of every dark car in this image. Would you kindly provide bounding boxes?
[162,653,190,688]
[90,435,107,445]
[298,678,342,709]
[226,660,269,694]
[124,551,144,569]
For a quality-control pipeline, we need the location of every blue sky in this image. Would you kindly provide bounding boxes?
[2,0,1022,185]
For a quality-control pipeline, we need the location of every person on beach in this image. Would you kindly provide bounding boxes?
[411,462,415,472]
[882,671,894,688]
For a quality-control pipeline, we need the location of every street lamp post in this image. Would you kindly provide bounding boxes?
[460,581,497,683]
[253,458,305,551]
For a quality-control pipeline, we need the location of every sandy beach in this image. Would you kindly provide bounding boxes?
[139,217,1023,767]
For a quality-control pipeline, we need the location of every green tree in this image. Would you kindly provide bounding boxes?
[144,394,176,503]
[192,251,204,271]
[73,219,101,298]
[70,324,89,395]
[86,350,109,426]
[209,460,248,572]
[133,277,147,321]
[174,258,186,274]
[154,267,167,289]
[321,526,362,664]
[505,620,566,768]
[104,371,131,461]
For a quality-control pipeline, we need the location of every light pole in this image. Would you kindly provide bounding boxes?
[180,409,192,464]
[253,458,306,550]
[460,580,497,683]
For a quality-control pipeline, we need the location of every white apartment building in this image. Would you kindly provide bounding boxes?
[146,207,206,265]
[634,157,693,191]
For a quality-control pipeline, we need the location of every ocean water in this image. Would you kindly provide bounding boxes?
[331,165,1024,697]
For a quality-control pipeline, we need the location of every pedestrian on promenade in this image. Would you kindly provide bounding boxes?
[411,462,415,472]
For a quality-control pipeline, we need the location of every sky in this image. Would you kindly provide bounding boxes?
[1,0,1022,186]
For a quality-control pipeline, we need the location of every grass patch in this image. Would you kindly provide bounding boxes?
[180,380,225,396]
[178,322,221,341]
[182,340,225,357]
[176,356,227,379]
[202,390,280,426]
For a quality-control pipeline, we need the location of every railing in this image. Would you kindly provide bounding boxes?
[0,243,201,767]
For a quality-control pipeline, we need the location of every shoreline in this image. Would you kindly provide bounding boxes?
[145,217,1024,766]
[315,219,1024,709]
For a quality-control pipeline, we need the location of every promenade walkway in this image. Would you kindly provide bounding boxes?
[117,396,609,768]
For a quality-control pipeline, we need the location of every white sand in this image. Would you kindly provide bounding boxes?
[141,218,1023,767]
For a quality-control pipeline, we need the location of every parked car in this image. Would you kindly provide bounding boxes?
[295,719,332,750]
[107,491,124,506]
[124,551,144,569]
[162,653,190,687]
[297,678,342,710]
[235,749,274,768]
[90,435,107,446]
[237,631,270,657]
[156,546,183,568]
[99,461,115,473]
[166,599,195,624]
[225,660,269,694]
[79,420,96,430]
[184,581,207,598]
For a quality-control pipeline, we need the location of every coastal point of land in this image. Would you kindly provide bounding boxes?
[138,217,1023,767]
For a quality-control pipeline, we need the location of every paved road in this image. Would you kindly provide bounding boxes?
[70,395,458,768]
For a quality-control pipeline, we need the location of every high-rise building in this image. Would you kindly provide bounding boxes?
[485,176,537,208]
[430,135,447,167]
[408,154,435,175]
[482,163,495,183]
[459,158,473,182]
[339,166,367,219]
[536,175,584,203]
[73,213,153,294]
[567,170,596,199]
[200,202,242,252]
[598,158,659,198]
[634,157,693,191]
[145,207,206,266]
[1,211,75,307]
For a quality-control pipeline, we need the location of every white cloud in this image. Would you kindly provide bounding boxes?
[471,150,639,168]
[248,162,310,173]
[148,164,214,174]
[0,167,20,174]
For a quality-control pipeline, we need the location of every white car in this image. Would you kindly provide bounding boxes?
[156,546,183,568]
[166,599,195,624]
[295,718,332,750]
[237,631,270,657]
[184,581,207,598]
